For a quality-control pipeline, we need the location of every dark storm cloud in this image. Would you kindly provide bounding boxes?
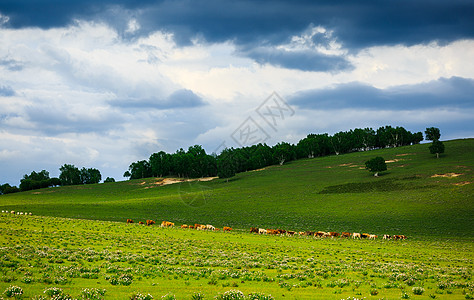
[243,47,352,72]
[112,89,206,110]
[1,0,472,49]
[290,77,474,111]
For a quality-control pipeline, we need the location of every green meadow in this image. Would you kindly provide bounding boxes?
[0,139,473,299]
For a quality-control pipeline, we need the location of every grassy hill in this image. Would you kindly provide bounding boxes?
[1,138,473,238]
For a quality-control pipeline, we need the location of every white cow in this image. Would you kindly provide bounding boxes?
[258,228,267,234]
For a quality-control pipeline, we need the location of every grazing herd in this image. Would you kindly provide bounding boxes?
[250,227,406,240]
[2,211,403,240]
[1,210,32,216]
[126,219,232,232]
[126,219,405,240]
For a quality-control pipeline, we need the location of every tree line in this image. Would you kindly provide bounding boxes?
[0,125,429,195]
[124,125,424,180]
[0,164,112,195]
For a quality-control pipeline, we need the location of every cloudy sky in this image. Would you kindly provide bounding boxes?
[1,0,473,185]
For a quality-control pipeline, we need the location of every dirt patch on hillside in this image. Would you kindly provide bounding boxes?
[396,153,416,157]
[453,181,471,186]
[431,173,463,178]
[250,168,267,172]
[144,177,218,188]
[385,159,403,163]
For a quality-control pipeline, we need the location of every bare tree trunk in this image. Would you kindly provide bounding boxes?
[374,172,379,177]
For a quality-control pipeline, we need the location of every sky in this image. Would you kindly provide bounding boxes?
[1,0,473,185]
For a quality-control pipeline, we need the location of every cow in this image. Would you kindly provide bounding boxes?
[161,221,174,227]
[181,224,188,229]
[328,232,340,238]
[393,235,407,240]
[126,219,134,224]
[276,229,287,235]
[287,231,296,236]
[383,234,391,240]
[298,232,305,236]
[28,212,32,216]
[258,228,267,234]
[305,231,315,236]
[341,232,351,238]
[196,224,207,230]
[266,229,279,235]
[189,225,194,229]
[205,224,215,231]
[138,221,144,225]
[223,226,232,232]
[250,227,259,234]
[10,211,15,214]
[368,234,377,239]
[146,220,155,226]
[361,233,370,239]
[314,231,327,238]
[352,232,361,239]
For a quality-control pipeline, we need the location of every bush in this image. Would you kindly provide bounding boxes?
[3,285,23,298]
[412,287,425,295]
[370,289,378,296]
[401,292,410,299]
[80,288,106,300]
[129,292,153,300]
[214,290,245,300]
[191,292,205,300]
[161,293,176,300]
[247,292,275,300]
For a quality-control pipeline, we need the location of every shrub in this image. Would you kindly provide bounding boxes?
[80,288,106,300]
[214,290,245,300]
[3,285,23,298]
[161,293,176,300]
[247,292,275,300]
[401,292,410,299]
[191,292,205,300]
[370,289,378,296]
[412,287,425,295]
[44,287,64,298]
[129,292,153,300]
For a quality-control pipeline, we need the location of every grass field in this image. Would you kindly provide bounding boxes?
[1,139,473,238]
[0,214,472,299]
[0,139,473,299]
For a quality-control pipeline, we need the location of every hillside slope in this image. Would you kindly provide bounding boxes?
[1,139,473,238]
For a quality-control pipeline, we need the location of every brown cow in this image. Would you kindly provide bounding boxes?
[181,224,188,229]
[146,220,155,226]
[276,229,286,235]
[195,224,202,229]
[314,231,326,237]
[138,221,144,225]
[161,221,175,227]
[250,227,259,233]
[266,229,279,235]
[126,219,134,224]
[328,232,340,238]
[223,226,232,232]
[361,233,370,239]
[287,231,296,236]
[189,225,195,229]
[305,231,315,236]
[341,232,351,238]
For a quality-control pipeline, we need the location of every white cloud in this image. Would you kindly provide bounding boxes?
[0,20,473,185]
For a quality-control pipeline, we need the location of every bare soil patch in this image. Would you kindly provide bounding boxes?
[431,173,463,178]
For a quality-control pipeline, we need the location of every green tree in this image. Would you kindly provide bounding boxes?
[80,167,101,184]
[429,140,445,158]
[365,157,387,177]
[59,164,82,185]
[272,142,295,165]
[217,148,237,181]
[425,127,441,141]
[0,183,20,194]
[104,177,115,183]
